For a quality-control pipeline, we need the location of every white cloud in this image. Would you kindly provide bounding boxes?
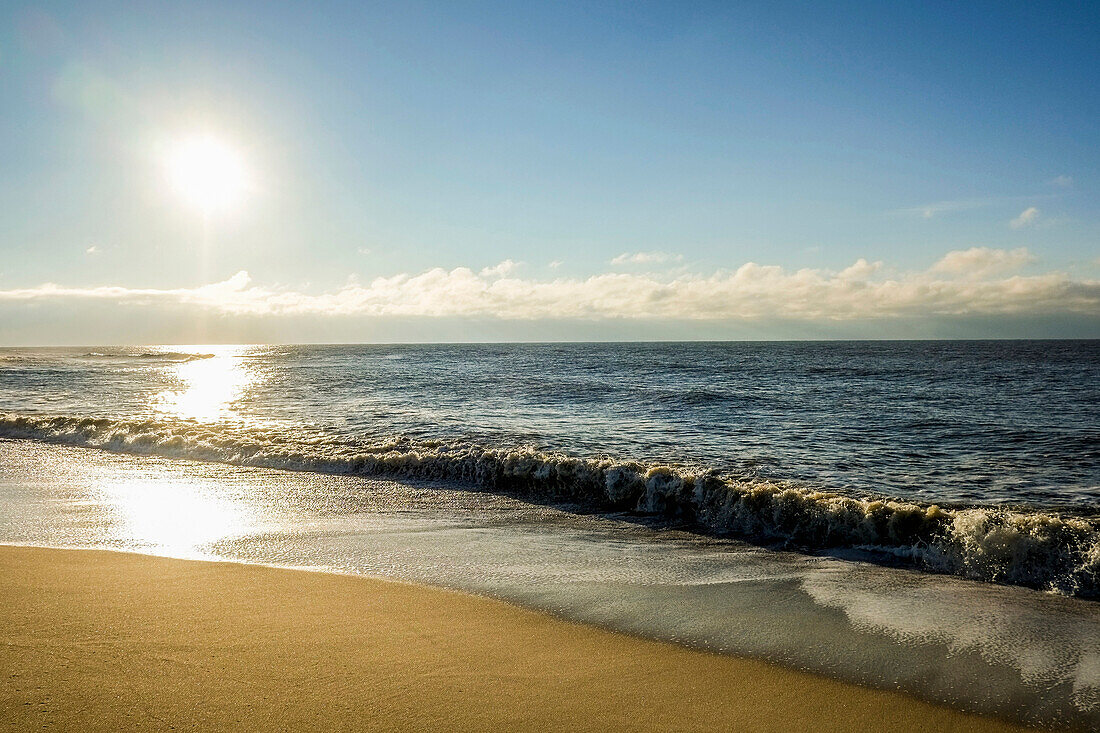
[836,258,882,280]
[356,247,372,255]
[1049,175,1073,188]
[2,248,1096,323]
[548,260,563,269]
[930,247,1035,278]
[898,199,993,219]
[479,259,520,277]
[610,251,683,265]
[898,196,1051,220]
[1010,207,1040,229]
[85,245,100,255]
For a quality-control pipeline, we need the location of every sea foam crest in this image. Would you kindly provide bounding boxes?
[1,412,1097,599]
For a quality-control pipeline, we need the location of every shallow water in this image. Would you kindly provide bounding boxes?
[1,439,1097,729]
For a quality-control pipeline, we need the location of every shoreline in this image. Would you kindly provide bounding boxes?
[3,418,1097,603]
[0,545,1033,731]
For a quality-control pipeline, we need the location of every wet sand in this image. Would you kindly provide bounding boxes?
[0,546,1029,732]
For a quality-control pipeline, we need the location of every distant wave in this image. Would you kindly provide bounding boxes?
[1,412,1097,599]
[80,351,216,363]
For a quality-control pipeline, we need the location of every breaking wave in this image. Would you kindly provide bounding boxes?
[1,412,1097,599]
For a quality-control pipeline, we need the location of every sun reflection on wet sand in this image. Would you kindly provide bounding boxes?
[152,346,255,422]
[102,478,251,559]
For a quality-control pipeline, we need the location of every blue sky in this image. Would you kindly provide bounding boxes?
[1,1,1098,343]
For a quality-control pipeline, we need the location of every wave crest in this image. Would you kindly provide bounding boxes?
[1,412,1097,599]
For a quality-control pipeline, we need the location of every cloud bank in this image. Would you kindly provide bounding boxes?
[2,248,1097,328]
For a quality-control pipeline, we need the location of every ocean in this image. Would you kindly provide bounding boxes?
[1,341,1098,727]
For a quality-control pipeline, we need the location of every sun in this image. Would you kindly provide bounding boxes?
[166,135,246,214]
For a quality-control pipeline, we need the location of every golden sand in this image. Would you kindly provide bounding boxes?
[0,546,1028,731]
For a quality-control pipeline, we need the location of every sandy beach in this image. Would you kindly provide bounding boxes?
[0,545,1030,732]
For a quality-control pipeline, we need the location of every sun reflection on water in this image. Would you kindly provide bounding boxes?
[120,347,261,556]
[152,346,255,422]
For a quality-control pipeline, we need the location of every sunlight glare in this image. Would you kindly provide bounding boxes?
[166,135,246,214]
[104,478,249,558]
[153,348,254,422]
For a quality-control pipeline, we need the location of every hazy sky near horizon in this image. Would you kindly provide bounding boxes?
[1,0,1098,344]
